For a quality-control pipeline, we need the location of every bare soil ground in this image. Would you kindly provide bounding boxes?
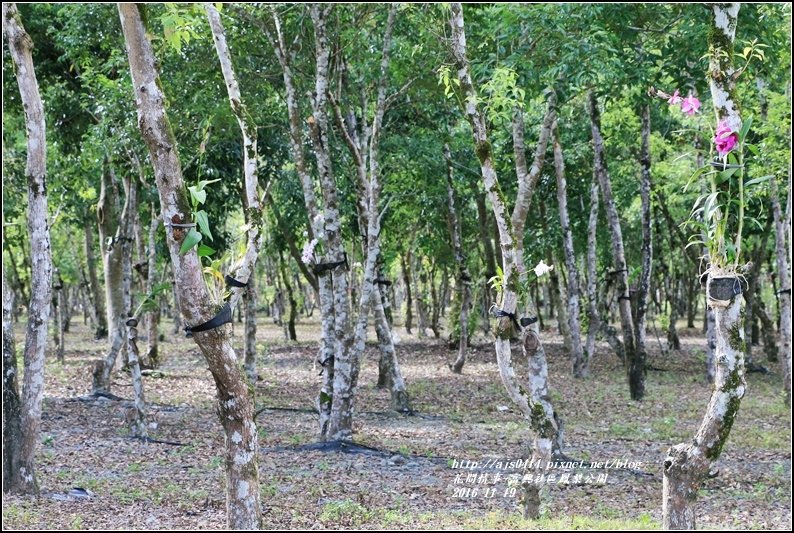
[3,316,791,530]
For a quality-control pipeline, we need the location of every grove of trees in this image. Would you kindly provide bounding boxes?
[3,2,791,531]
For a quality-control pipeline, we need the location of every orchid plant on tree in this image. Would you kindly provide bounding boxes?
[652,39,770,276]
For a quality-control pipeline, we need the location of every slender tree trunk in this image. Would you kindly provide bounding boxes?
[121,5,262,527]
[262,5,336,439]
[125,316,147,437]
[635,103,653,382]
[144,213,160,368]
[401,253,413,334]
[53,270,65,362]
[667,277,682,351]
[449,4,560,518]
[278,253,297,341]
[585,174,600,368]
[95,170,136,392]
[97,160,124,348]
[84,217,107,339]
[3,2,53,495]
[663,5,747,528]
[308,5,356,441]
[244,269,258,382]
[552,120,585,376]
[445,144,472,373]
[588,91,643,400]
[3,267,23,492]
[770,175,791,403]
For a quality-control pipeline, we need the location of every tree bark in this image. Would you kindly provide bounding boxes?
[119,4,262,528]
[307,5,358,441]
[635,103,653,384]
[584,174,600,369]
[262,5,336,438]
[445,144,472,374]
[97,160,124,348]
[552,121,585,376]
[588,91,643,400]
[125,316,147,437]
[278,253,297,342]
[449,4,560,518]
[663,5,747,528]
[53,269,65,362]
[144,213,160,368]
[3,266,23,492]
[770,175,791,403]
[94,167,135,393]
[401,252,413,334]
[3,2,53,495]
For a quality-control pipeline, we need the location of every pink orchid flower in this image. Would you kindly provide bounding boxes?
[667,89,682,105]
[713,120,738,157]
[680,95,701,116]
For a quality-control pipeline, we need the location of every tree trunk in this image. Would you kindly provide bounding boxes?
[635,104,653,384]
[244,269,258,382]
[401,253,413,334]
[449,4,561,518]
[588,91,643,401]
[53,270,65,362]
[552,120,585,376]
[3,267,24,492]
[144,213,161,368]
[120,5,262,527]
[125,317,147,437]
[584,174,600,368]
[667,277,682,351]
[307,5,357,441]
[770,174,791,403]
[3,2,53,495]
[278,253,297,342]
[83,215,108,339]
[262,5,336,440]
[97,160,124,349]
[444,144,472,373]
[663,5,748,528]
[95,169,136,393]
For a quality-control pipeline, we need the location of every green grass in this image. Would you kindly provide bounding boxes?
[369,509,660,530]
[320,499,372,525]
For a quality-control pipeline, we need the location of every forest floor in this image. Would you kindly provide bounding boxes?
[3,315,791,530]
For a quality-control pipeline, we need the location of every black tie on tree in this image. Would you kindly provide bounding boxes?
[225,274,248,288]
[184,303,232,337]
[313,252,349,276]
[491,306,537,332]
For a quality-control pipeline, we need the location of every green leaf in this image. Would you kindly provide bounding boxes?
[188,185,206,205]
[683,166,710,193]
[744,175,773,187]
[745,143,760,156]
[702,192,720,223]
[197,244,216,257]
[179,228,202,255]
[738,116,753,142]
[197,178,221,190]
[195,210,213,241]
[717,167,739,184]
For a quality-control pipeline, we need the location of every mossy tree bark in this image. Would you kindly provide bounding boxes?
[663,5,747,529]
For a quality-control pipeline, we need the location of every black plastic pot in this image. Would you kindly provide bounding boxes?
[706,276,747,302]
